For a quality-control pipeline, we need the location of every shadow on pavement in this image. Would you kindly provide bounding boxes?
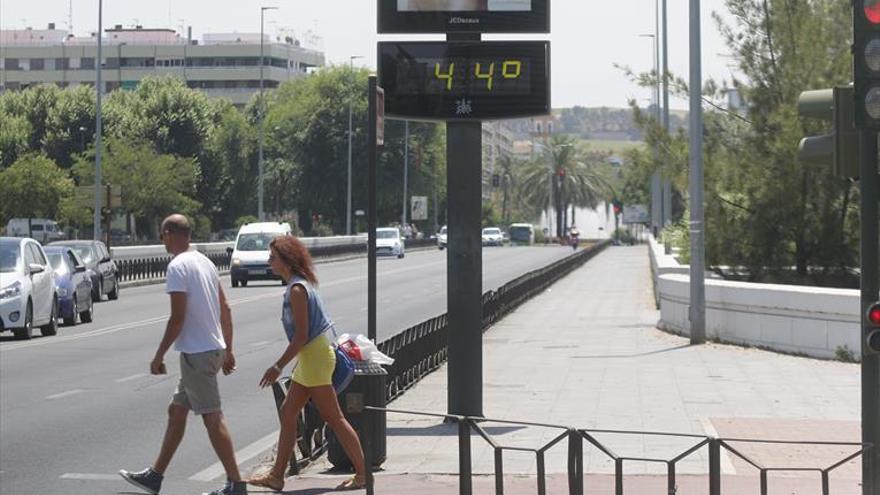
[572,343,692,359]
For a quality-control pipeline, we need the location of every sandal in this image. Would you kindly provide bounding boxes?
[248,472,285,492]
[336,475,366,490]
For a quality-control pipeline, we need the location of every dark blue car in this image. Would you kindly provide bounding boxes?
[43,246,94,326]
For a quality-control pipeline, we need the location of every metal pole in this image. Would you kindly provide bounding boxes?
[258,6,276,221]
[446,31,482,418]
[94,0,103,241]
[859,129,879,495]
[367,76,378,342]
[688,0,706,344]
[402,120,409,228]
[347,55,362,236]
[661,0,673,228]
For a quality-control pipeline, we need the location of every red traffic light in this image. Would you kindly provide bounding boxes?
[868,303,880,325]
[867,0,880,24]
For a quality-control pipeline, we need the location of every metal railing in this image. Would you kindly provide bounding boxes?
[359,407,872,495]
[114,238,438,283]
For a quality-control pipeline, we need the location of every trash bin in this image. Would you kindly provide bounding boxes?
[328,360,387,469]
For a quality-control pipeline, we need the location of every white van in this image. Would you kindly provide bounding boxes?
[227,222,291,288]
[6,218,65,244]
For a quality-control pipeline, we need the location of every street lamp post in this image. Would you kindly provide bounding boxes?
[258,6,278,222]
[640,33,662,236]
[94,0,103,242]
[402,120,409,230]
[347,55,363,236]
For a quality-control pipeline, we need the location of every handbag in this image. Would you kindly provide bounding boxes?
[331,346,355,394]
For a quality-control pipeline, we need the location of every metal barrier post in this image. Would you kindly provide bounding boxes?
[494,447,504,495]
[667,462,676,495]
[709,438,721,495]
[537,452,547,495]
[567,429,583,495]
[821,470,830,495]
[458,418,473,495]
[614,459,623,495]
[759,470,768,495]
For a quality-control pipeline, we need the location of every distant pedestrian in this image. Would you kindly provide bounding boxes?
[570,225,580,251]
[119,214,246,495]
[248,235,366,492]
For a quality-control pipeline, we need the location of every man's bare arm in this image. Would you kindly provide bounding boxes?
[151,292,187,374]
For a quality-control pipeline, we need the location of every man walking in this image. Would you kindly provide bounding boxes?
[120,214,246,495]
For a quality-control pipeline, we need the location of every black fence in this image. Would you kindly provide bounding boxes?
[115,238,438,284]
[378,240,609,402]
[359,407,871,495]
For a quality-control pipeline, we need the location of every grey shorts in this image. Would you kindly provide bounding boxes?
[171,349,225,415]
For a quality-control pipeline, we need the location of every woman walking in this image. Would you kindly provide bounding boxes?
[248,235,366,491]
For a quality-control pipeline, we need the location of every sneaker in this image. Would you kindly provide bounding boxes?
[205,479,248,495]
[119,467,163,494]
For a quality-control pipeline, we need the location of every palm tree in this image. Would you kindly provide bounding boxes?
[519,135,611,238]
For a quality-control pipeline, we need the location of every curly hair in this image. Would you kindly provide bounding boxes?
[269,235,318,286]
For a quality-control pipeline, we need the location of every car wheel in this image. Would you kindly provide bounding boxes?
[63,296,78,326]
[240,280,248,287]
[40,298,58,336]
[232,279,240,288]
[398,253,405,259]
[80,296,93,323]
[438,246,444,250]
[92,280,102,302]
[13,302,34,340]
[108,277,119,300]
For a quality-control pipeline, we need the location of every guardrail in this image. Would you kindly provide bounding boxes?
[358,407,871,495]
[114,237,438,284]
[271,241,610,474]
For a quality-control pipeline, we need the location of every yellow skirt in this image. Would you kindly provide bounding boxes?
[292,334,336,387]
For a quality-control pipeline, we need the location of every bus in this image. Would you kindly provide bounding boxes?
[508,223,535,245]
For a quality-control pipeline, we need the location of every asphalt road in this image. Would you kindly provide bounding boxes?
[0,245,577,495]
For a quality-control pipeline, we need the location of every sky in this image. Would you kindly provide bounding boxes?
[1,0,740,110]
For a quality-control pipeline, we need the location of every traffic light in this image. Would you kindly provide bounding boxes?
[854,0,880,128]
[796,86,858,178]
[492,173,500,187]
[612,199,622,216]
[866,302,880,354]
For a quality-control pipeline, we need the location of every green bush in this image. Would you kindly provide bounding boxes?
[234,215,258,228]
[534,228,546,244]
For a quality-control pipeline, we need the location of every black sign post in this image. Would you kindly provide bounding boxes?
[368,76,383,343]
[443,33,484,418]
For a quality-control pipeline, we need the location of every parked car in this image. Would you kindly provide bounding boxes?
[48,240,119,302]
[5,218,66,244]
[228,222,292,287]
[481,227,504,247]
[43,246,94,326]
[0,237,59,339]
[437,225,448,250]
[376,227,405,259]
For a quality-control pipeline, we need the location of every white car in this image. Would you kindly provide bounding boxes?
[0,237,59,339]
[437,225,448,250]
[481,227,504,247]
[228,222,292,288]
[376,227,405,259]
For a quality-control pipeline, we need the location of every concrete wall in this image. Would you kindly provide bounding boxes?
[649,237,861,360]
[111,235,367,260]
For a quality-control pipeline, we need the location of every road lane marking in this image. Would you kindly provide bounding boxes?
[115,373,147,383]
[60,473,119,481]
[189,431,279,482]
[46,389,85,400]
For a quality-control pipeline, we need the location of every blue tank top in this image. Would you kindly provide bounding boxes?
[281,276,334,343]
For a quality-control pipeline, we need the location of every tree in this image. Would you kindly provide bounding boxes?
[0,153,77,223]
[0,111,31,169]
[73,139,201,238]
[519,135,612,237]
[43,85,96,168]
[0,84,61,153]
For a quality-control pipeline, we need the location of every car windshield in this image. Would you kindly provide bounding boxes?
[47,253,68,273]
[0,242,21,273]
[377,230,398,239]
[440,227,447,234]
[483,228,501,235]
[69,245,96,263]
[236,233,275,251]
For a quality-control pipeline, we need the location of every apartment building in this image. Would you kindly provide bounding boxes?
[0,24,325,105]
[481,121,515,201]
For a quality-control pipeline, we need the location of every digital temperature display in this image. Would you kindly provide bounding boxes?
[378,41,549,120]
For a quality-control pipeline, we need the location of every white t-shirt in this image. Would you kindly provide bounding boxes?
[166,250,226,354]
